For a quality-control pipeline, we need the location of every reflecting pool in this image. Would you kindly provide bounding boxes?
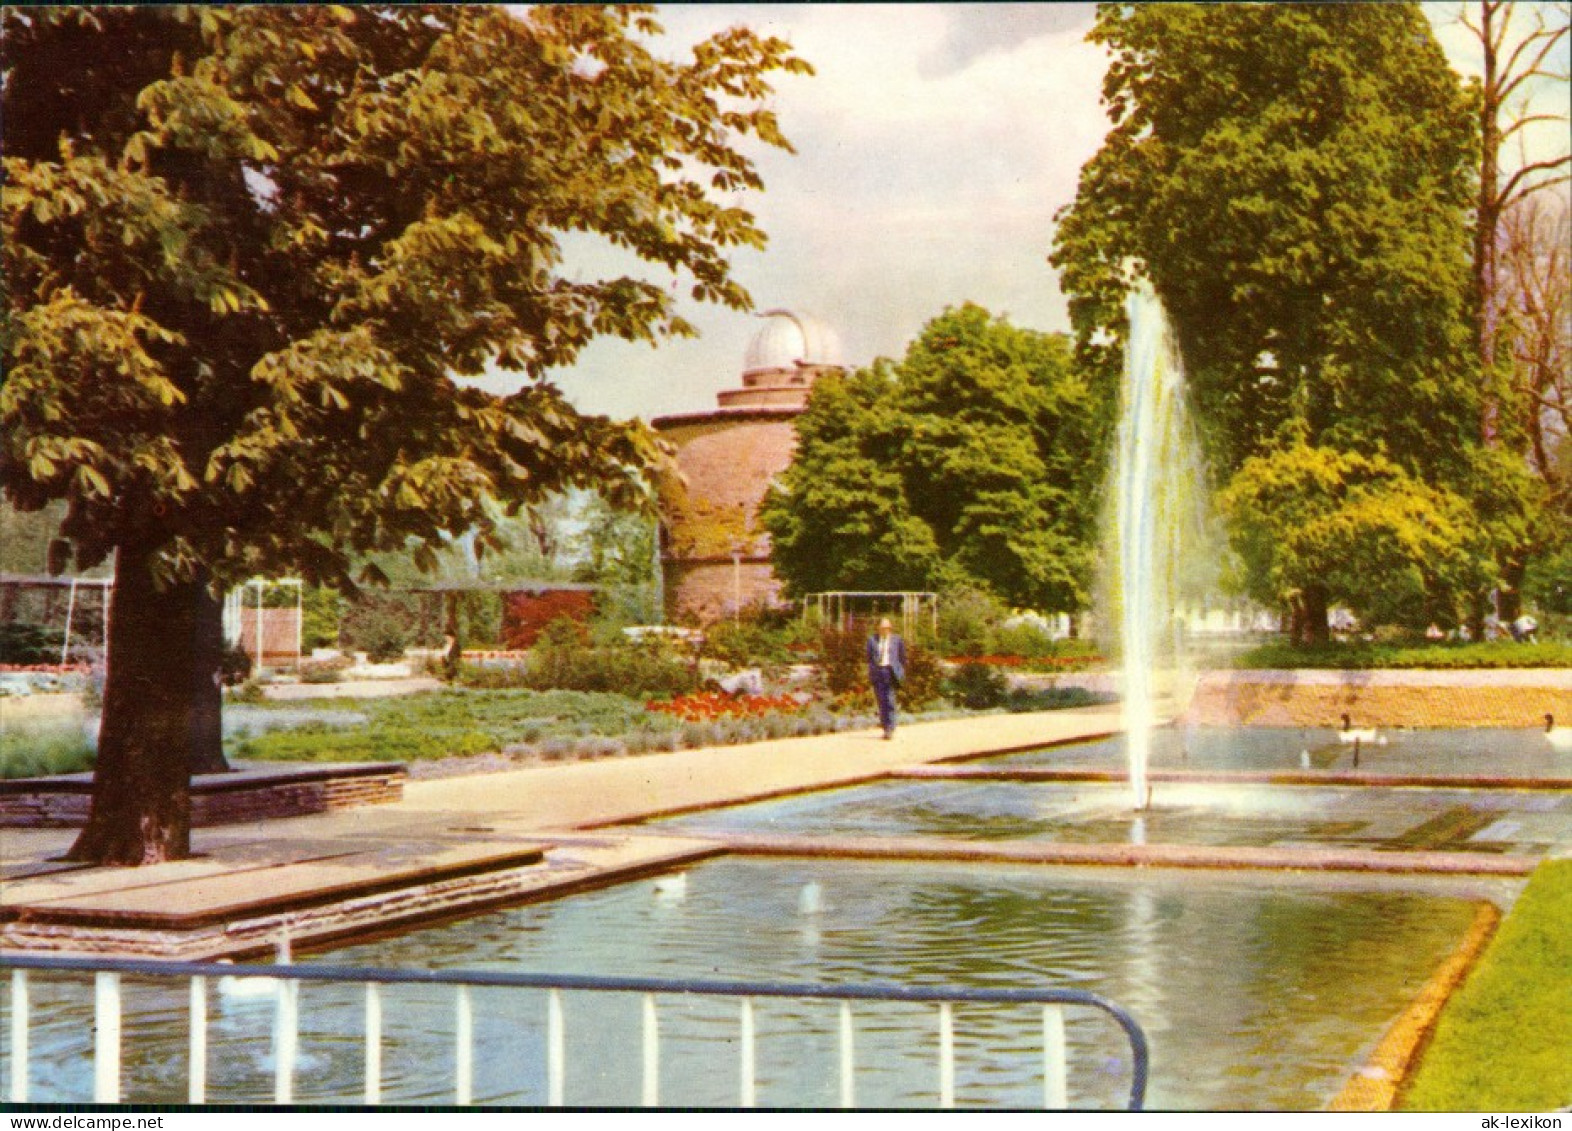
[0,861,1515,1110]
[649,778,1571,857]
[986,726,1572,780]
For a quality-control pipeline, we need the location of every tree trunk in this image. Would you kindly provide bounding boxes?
[66,542,229,865]
[1496,551,1528,624]
[1301,584,1331,647]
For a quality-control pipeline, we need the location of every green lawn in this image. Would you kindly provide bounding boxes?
[0,721,95,779]
[224,688,673,764]
[1400,860,1572,1112]
[1233,640,1572,670]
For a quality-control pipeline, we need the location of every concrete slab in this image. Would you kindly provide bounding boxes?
[894,765,1572,791]
[12,840,549,928]
[701,831,1540,876]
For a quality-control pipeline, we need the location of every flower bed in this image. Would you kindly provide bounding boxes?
[646,691,811,723]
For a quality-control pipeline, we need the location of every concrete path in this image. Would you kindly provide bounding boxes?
[0,707,1124,957]
[400,706,1125,830]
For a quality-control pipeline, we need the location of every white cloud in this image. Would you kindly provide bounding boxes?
[511,2,1567,424]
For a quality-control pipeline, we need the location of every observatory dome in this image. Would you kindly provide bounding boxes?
[742,309,843,378]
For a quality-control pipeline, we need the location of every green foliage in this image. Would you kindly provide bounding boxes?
[1524,537,1572,616]
[459,617,698,698]
[817,627,871,697]
[1401,861,1572,1112]
[228,688,660,764]
[702,615,796,668]
[762,305,1109,611]
[1220,444,1494,630]
[0,622,63,665]
[1005,686,1118,712]
[296,656,349,684]
[936,587,1009,657]
[1052,2,1478,484]
[1,723,95,780]
[339,593,439,659]
[300,586,344,652]
[899,645,945,711]
[945,662,1009,710]
[219,644,252,686]
[3,6,811,589]
[1231,640,1572,670]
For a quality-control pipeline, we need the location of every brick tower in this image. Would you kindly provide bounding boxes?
[652,310,845,623]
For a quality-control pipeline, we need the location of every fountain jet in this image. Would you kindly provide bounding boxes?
[1110,285,1205,810]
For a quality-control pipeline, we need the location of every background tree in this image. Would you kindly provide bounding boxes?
[1453,1,1571,624]
[1220,444,1494,640]
[762,304,1109,613]
[1,5,807,863]
[1051,3,1485,639]
[1456,0,1570,437]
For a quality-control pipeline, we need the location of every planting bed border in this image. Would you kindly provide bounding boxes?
[0,760,406,828]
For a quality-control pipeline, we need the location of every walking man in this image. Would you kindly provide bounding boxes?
[865,617,907,739]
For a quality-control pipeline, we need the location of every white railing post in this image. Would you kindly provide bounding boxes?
[189,976,207,1104]
[547,989,565,1107]
[838,1001,855,1109]
[739,998,756,1108]
[641,994,659,1107]
[938,1001,955,1109]
[364,983,382,1105]
[274,978,297,1103]
[455,985,474,1106]
[9,969,28,1102]
[94,972,121,1103]
[1043,1004,1068,1109]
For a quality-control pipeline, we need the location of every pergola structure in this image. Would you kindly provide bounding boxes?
[223,578,304,670]
[805,591,938,639]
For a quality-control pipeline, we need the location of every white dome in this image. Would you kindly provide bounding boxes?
[742,309,843,377]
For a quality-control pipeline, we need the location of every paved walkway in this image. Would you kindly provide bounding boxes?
[0,707,1126,957]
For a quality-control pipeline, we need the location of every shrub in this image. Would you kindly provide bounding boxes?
[900,643,945,708]
[946,662,1009,709]
[523,618,698,698]
[340,592,443,656]
[301,586,344,651]
[363,622,409,663]
[0,623,63,665]
[817,627,868,696]
[297,657,349,684]
[936,587,1007,657]
[226,678,267,704]
[702,612,797,668]
[1005,686,1118,712]
[220,644,253,686]
[1,723,96,779]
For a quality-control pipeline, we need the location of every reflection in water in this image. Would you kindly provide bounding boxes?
[0,861,1499,1110]
[658,777,1569,857]
[990,726,1572,780]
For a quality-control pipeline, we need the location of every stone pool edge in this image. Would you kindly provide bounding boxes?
[661,832,1540,877]
[1328,901,1502,1112]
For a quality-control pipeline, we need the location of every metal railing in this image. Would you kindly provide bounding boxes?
[4,952,1149,1109]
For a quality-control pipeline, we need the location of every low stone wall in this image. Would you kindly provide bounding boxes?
[0,762,405,828]
[1185,670,1570,728]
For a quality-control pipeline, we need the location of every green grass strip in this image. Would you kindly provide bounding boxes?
[1234,640,1572,670]
[1400,860,1572,1112]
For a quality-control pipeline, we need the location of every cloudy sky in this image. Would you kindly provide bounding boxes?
[491,3,1569,423]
